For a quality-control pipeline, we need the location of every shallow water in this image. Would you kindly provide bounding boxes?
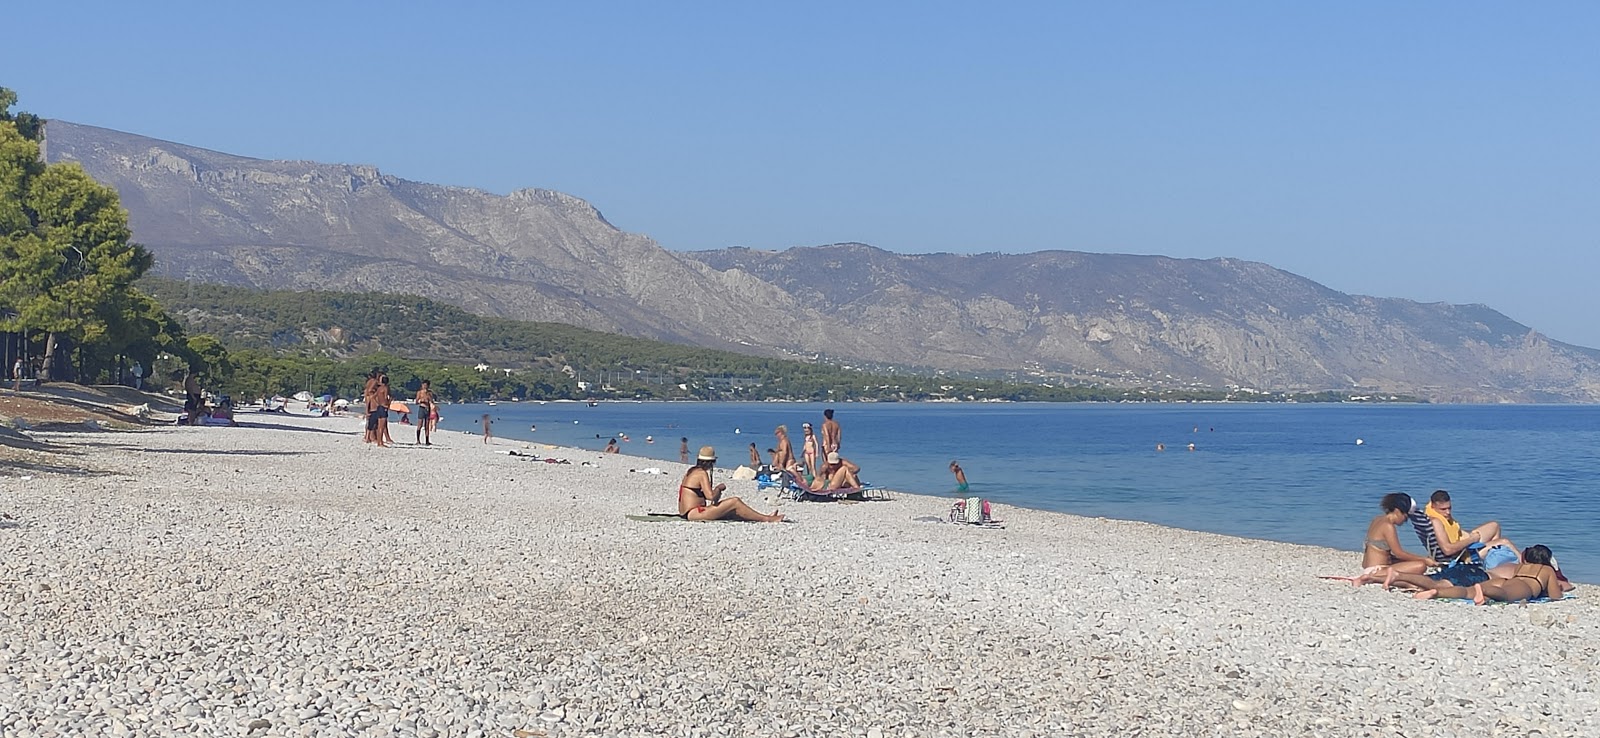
[438,401,1600,581]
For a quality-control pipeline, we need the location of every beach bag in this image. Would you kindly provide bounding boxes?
[949,497,993,524]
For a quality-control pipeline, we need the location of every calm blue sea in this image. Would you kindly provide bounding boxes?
[438,402,1600,581]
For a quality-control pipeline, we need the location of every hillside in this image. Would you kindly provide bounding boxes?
[44,120,1600,402]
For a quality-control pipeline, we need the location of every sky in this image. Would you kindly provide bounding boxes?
[8,2,1599,346]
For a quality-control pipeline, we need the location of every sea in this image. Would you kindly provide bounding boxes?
[436,401,1600,582]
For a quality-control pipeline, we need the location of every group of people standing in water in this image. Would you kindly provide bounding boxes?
[1357,489,1571,604]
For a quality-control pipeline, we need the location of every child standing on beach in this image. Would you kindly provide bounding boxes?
[481,413,493,444]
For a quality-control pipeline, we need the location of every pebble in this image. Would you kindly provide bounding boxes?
[0,414,1593,737]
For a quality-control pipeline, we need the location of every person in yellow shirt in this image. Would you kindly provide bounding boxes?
[1425,490,1506,560]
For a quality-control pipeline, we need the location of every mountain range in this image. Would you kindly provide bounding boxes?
[41,120,1600,402]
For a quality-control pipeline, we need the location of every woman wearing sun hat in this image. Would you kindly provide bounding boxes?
[678,446,785,522]
[810,451,862,491]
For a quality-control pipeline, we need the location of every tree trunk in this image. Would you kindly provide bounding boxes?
[41,331,57,384]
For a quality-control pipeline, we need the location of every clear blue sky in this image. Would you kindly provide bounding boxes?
[9,2,1599,346]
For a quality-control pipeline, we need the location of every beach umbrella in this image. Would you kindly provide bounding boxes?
[389,401,412,414]
[293,391,313,402]
[333,398,350,408]
[318,393,333,404]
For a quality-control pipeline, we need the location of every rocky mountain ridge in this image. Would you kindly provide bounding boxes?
[42,120,1600,401]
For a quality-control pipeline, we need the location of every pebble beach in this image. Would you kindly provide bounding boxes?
[1,409,1596,737]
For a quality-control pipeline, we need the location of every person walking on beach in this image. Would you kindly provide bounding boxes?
[821,409,841,455]
[130,360,144,390]
[11,357,21,392]
[679,437,689,464]
[748,442,762,468]
[950,460,969,493]
[481,413,493,444]
[678,446,784,522]
[414,380,436,446]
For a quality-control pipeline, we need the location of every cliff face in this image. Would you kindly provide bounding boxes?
[44,121,1600,401]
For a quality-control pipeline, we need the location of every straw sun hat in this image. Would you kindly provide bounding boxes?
[697,446,717,461]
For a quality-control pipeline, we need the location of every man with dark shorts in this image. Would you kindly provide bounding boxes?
[414,379,435,446]
[183,370,203,426]
[361,368,380,444]
[371,374,392,448]
[821,408,842,456]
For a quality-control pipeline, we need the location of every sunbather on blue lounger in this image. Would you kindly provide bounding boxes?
[811,452,862,492]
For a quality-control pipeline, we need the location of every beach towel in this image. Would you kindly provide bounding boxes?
[793,485,885,502]
[626,513,687,523]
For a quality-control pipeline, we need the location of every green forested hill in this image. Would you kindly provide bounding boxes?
[143,277,1384,404]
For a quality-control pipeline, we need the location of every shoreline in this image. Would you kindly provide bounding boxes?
[2,408,1596,736]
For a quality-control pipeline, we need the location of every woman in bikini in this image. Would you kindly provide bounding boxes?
[1413,545,1568,604]
[800,423,819,480]
[678,446,784,522]
[1346,493,1435,584]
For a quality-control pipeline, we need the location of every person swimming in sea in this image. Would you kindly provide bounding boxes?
[950,460,968,493]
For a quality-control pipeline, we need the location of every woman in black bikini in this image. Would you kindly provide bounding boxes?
[678,446,784,522]
[1414,545,1569,605]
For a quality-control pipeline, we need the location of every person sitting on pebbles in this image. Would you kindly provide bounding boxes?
[678,446,783,522]
[1354,493,1436,581]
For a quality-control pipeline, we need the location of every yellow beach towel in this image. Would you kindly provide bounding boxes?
[1425,503,1463,543]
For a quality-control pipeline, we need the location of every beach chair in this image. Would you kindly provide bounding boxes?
[761,470,888,502]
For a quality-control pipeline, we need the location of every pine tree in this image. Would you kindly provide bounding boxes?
[0,87,154,381]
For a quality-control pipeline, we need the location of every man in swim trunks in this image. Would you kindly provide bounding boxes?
[414,380,435,446]
[371,374,392,448]
[821,409,841,455]
[772,425,795,471]
[950,460,969,493]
